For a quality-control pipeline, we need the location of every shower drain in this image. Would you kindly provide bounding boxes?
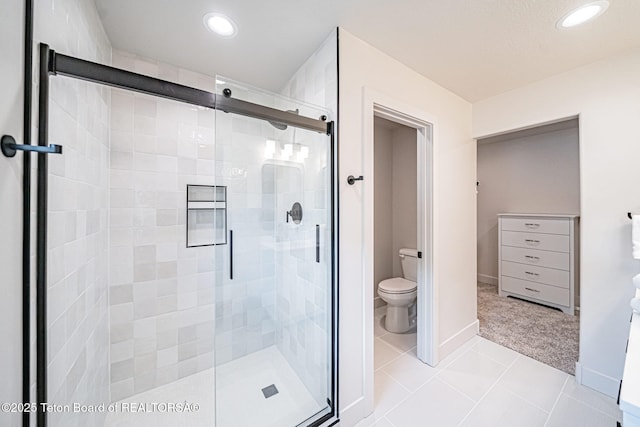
[261,384,279,399]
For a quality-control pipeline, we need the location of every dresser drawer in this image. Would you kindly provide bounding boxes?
[502,230,570,253]
[501,261,570,289]
[501,246,570,270]
[501,217,570,235]
[501,276,570,306]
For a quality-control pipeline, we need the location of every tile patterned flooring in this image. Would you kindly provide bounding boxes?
[356,308,622,427]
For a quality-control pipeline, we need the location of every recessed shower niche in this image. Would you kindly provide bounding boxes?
[186,185,227,247]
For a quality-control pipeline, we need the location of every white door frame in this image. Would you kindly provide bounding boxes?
[362,87,439,413]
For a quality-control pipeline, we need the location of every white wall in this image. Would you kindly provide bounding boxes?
[339,29,476,424]
[0,1,25,426]
[473,48,640,397]
[477,124,580,282]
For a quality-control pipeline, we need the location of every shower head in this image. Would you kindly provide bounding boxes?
[269,109,299,130]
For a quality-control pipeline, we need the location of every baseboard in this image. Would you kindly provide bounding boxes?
[575,361,620,398]
[438,319,480,361]
[338,396,369,427]
[477,274,498,286]
[374,296,386,309]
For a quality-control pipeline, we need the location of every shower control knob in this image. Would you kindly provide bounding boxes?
[222,88,232,98]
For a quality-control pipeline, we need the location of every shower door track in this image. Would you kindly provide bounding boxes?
[29,42,338,427]
[48,45,331,134]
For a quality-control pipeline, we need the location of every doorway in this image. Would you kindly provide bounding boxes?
[373,116,418,349]
[475,118,581,375]
[361,90,436,414]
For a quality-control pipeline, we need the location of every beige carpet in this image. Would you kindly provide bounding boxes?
[477,282,579,374]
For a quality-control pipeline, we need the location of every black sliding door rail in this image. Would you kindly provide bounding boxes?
[49,50,331,135]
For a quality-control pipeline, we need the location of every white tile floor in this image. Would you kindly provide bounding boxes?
[356,308,622,427]
[105,346,325,427]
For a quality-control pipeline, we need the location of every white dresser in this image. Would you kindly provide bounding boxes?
[498,213,579,315]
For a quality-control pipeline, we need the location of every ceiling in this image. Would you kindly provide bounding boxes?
[94,0,640,102]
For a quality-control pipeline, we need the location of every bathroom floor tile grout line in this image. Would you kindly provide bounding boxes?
[561,392,620,422]
[378,334,416,355]
[375,371,419,423]
[467,342,520,368]
[380,339,488,423]
[374,337,416,372]
[454,353,523,426]
[543,375,569,426]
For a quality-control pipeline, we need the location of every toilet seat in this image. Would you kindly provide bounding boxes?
[378,277,416,294]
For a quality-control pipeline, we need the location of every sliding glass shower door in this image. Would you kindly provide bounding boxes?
[213,79,335,427]
[37,45,335,425]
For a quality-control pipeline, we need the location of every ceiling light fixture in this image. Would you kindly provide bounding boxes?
[204,13,237,37]
[557,1,609,28]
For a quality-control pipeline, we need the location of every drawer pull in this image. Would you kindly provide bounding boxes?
[524,255,540,261]
[525,271,540,277]
[525,223,540,229]
[525,239,540,244]
[524,287,540,293]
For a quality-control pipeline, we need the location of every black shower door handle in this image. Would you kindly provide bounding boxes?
[316,224,320,263]
[229,230,233,280]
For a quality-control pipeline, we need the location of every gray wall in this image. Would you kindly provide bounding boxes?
[374,122,394,293]
[373,118,417,298]
[477,122,580,282]
[391,126,418,277]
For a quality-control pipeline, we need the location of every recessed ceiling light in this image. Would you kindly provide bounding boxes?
[557,1,609,28]
[204,13,237,37]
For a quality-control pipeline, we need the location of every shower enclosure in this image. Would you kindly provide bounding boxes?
[10,43,337,427]
[213,79,335,426]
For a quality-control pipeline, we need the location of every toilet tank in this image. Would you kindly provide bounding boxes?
[399,248,418,282]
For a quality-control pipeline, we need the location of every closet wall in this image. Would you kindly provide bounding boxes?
[476,119,580,283]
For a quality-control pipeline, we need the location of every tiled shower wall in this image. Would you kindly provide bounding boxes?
[107,51,216,401]
[36,0,112,426]
[212,77,334,368]
[213,109,279,365]
[276,30,338,404]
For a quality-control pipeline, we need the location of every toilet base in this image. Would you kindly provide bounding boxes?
[384,305,411,333]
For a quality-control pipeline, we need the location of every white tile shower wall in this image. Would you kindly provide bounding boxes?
[35,1,112,426]
[275,30,338,405]
[213,111,278,365]
[108,50,216,401]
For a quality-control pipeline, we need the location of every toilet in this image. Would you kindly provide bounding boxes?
[378,248,418,333]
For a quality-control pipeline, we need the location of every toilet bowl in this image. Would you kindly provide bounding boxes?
[378,248,418,333]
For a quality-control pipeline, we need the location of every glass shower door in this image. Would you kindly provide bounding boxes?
[213,79,334,427]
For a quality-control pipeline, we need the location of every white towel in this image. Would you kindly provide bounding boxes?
[631,297,640,313]
[633,214,640,259]
[634,273,640,289]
